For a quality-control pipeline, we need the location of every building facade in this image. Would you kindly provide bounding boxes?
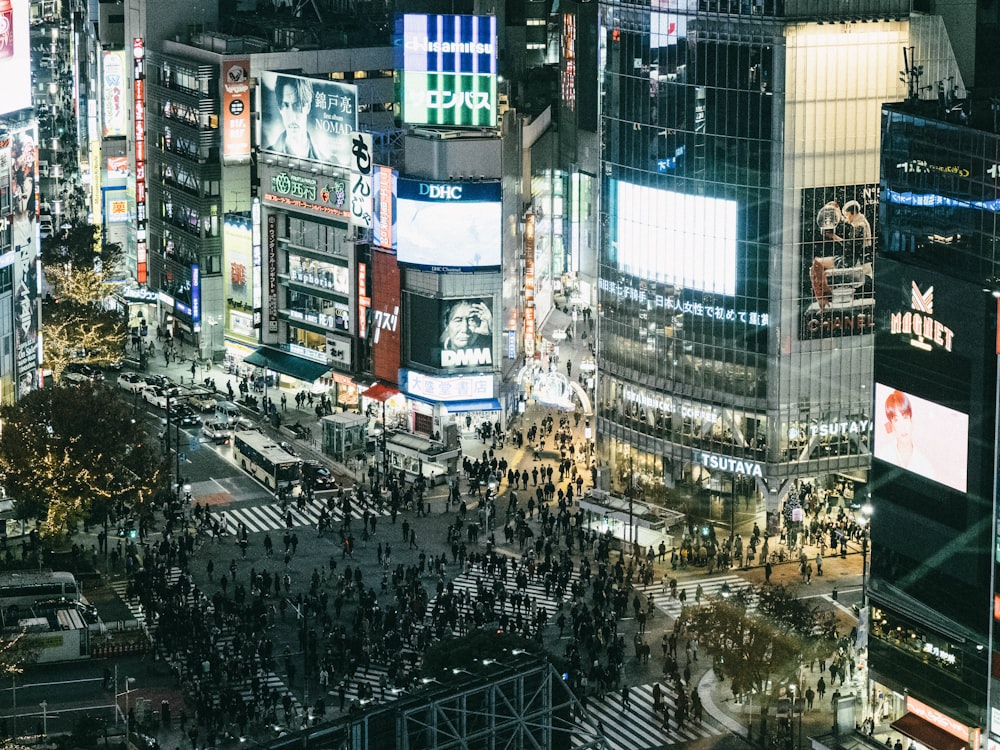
[594,2,959,535]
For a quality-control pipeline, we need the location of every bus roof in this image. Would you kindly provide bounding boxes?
[0,571,77,585]
[233,431,302,464]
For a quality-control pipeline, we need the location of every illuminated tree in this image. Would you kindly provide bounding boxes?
[0,382,164,539]
[40,225,128,381]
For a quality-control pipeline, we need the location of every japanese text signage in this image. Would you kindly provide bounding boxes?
[133,38,147,284]
[261,72,357,169]
[266,214,278,333]
[222,58,251,163]
[372,165,397,250]
[396,13,497,128]
[349,131,372,230]
[264,170,349,223]
[102,50,127,137]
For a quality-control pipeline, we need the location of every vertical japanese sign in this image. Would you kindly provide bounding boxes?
[349,131,372,230]
[191,264,201,332]
[221,58,251,163]
[251,198,262,330]
[524,211,536,358]
[267,213,278,333]
[372,165,397,249]
[371,250,401,384]
[133,38,147,284]
[358,262,370,340]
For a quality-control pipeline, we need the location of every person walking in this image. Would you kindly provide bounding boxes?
[621,683,631,711]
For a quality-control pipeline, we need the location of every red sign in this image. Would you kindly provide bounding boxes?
[133,38,146,284]
[222,58,251,162]
[371,250,401,384]
[357,262,370,339]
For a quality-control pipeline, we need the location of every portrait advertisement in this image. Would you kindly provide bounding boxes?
[407,294,495,371]
[800,183,878,340]
[260,71,358,169]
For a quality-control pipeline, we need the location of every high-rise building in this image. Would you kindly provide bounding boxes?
[594,1,961,540]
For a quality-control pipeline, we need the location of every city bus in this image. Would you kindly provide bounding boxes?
[233,430,302,491]
[0,571,81,611]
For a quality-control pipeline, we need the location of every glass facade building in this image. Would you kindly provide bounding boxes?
[596,3,911,524]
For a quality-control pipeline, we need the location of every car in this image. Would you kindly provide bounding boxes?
[185,388,218,413]
[201,421,232,444]
[39,216,53,238]
[302,461,336,489]
[142,386,171,410]
[118,372,145,392]
[66,362,103,381]
[168,403,201,428]
[62,371,91,386]
[279,441,299,457]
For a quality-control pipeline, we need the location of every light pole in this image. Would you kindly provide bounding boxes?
[859,502,873,607]
[117,676,135,744]
[39,701,46,737]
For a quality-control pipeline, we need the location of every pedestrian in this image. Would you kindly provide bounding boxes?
[817,676,826,699]
[621,683,631,711]
[805,686,815,710]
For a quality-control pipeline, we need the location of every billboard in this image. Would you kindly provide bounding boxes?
[264,169,350,222]
[102,50,127,137]
[408,293,495,371]
[10,124,38,397]
[371,249,401,384]
[372,165,397,250]
[396,13,497,128]
[133,38,147,284]
[0,0,31,116]
[800,184,877,339]
[873,383,969,493]
[349,131,372,230]
[396,178,501,267]
[224,214,253,339]
[221,58,251,163]
[260,71,358,169]
[609,180,738,296]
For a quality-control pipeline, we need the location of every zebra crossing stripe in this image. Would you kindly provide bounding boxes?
[209,500,387,536]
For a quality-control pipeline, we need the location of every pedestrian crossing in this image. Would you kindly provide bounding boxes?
[638,574,756,619]
[572,682,723,749]
[206,497,385,536]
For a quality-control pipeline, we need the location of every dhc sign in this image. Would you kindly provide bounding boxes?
[419,183,463,200]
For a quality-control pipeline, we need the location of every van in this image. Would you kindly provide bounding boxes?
[214,401,243,426]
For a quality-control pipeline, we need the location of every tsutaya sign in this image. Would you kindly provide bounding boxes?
[809,419,870,438]
[889,280,955,353]
[694,451,763,478]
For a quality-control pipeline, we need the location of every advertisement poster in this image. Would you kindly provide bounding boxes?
[221,58,251,163]
[872,383,968,493]
[396,13,497,128]
[102,50,127,137]
[260,71,358,169]
[372,165,397,250]
[224,214,253,338]
[800,183,878,340]
[10,125,38,397]
[0,0,32,116]
[408,294,495,371]
[371,249,401,384]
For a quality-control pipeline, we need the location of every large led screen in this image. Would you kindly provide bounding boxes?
[408,294,495,371]
[0,0,31,116]
[609,180,738,296]
[260,72,358,169]
[800,184,878,340]
[396,13,497,127]
[873,383,968,493]
[102,50,128,137]
[396,179,501,267]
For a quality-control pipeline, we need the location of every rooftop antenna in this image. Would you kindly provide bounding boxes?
[899,46,924,102]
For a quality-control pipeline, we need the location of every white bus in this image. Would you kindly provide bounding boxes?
[0,571,80,611]
[233,430,302,490]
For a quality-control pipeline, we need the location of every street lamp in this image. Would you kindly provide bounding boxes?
[859,502,873,607]
[117,676,135,745]
[39,701,47,737]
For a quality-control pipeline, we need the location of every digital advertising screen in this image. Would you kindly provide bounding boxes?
[396,13,497,127]
[102,50,128,137]
[260,71,358,169]
[0,0,31,116]
[800,183,878,340]
[372,165,397,250]
[407,293,496,371]
[609,179,738,296]
[396,178,501,267]
[872,382,969,493]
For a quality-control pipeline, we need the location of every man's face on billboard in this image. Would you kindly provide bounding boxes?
[278,83,310,139]
[447,302,480,348]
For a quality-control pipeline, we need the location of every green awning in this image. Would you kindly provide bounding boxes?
[245,347,331,383]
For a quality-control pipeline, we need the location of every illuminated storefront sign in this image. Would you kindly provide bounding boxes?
[251,198,262,329]
[524,212,535,357]
[403,370,494,402]
[622,385,718,423]
[264,171,349,222]
[694,451,763,478]
[133,38,147,284]
[358,262,370,340]
[561,13,576,110]
[372,165,396,249]
[266,213,278,333]
[806,419,870,438]
[371,250,401,384]
[325,335,352,368]
[349,131,372,230]
[598,277,768,327]
[221,58,251,163]
[888,280,955,352]
[191,264,201,332]
[906,696,976,744]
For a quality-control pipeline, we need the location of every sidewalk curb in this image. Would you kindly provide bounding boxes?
[699,668,748,738]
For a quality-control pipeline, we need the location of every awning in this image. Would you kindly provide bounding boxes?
[362,382,399,402]
[245,347,331,383]
[890,714,968,750]
[442,399,502,413]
